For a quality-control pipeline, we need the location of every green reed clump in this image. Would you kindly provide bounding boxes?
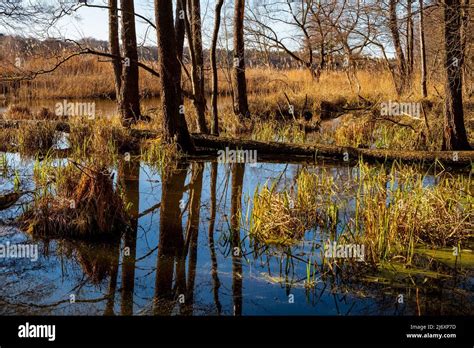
[344,161,473,264]
[248,169,333,245]
[141,138,179,174]
[68,118,138,164]
[248,160,472,260]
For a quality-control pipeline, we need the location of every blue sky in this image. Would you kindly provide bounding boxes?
[37,0,297,50]
[50,0,241,47]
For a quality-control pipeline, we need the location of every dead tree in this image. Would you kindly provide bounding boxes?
[442,0,471,150]
[246,0,322,80]
[233,0,250,119]
[154,0,195,153]
[210,0,225,135]
[119,0,141,126]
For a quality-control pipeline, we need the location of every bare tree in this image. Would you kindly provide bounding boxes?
[186,0,209,133]
[246,1,322,80]
[154,0,195,153]
[175,0,187,106]
[119,0,141,126]
[108,0,122,103]
[442,0,471,150]
[407,0,415,79]
[233,0,250,119]
[389,0,408,95]
[210,0,225,135]
[419,0,428,97]
[0,0,52,31]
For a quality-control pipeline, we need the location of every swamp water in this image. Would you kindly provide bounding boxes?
[0,151,472,316]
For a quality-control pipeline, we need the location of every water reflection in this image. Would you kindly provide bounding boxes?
[231,163,244,316]
[0,159,472,316]
[118,158,140,315]
[154,162,187,315]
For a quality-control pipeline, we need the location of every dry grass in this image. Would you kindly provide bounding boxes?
[3,104,57,120]
[345,161,473,264]
[247,161,472,262]
[21,162,129,239]
[17,121,59,153]
[248,169,333,245]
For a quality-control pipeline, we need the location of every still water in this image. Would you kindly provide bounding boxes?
[0,153,472,316]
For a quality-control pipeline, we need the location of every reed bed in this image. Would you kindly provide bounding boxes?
[247,161,473,265]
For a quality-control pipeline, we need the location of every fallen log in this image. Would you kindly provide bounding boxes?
[1,120,472,166]
[190,133,474,167]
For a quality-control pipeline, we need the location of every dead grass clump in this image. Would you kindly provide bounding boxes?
[0,128,17,151]
[249,170,329,245]
[3,105,32,120]
[17,121,59,153]
[93,120,138,154]
[334,115,375,148]
[3,105,57,120]
[20,164,129,239]
[35,107,57,120]
[250,185,310,245]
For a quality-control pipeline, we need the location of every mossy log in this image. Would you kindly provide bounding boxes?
[190,133,473,166]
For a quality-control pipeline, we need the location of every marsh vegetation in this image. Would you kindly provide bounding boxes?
[0,0,472,315]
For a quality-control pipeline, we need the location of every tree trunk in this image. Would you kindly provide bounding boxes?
[208,162,221,314]
[210,0,225,135]
[388,0,408,95]
[119,0,141,127]
[407,0,414,78]
[230,163,244,316]
[175,0,187,106]
[183,162,204,313]
[419,0,428,98]
[154,0,195,153]
[233,0,250,119]
[442,0,471,150]
[175,0,187,64]
[118,159,140,315]
[188,0,208,134]
[461,0,471,97]
[154,163,188,315]
[108,0,122,102]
